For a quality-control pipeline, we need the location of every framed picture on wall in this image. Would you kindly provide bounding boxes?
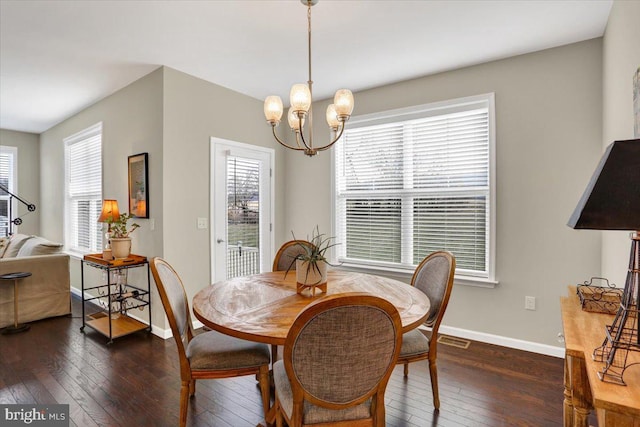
[128,152,149,218]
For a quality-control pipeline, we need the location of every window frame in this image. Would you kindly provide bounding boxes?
[0,146,18,237]
[331,93,497,288]
[63,122,103,255]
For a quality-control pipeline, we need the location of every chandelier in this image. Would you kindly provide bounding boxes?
[263,0,354,157]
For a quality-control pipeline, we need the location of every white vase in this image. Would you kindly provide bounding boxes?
[296,259,327,286]
[110,237,132,259]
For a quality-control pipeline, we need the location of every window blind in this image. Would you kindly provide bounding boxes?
[335,100,492,278]
[64,123,102,253]
[0,147,16,237]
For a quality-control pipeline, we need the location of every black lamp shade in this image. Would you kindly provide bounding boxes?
[568,138,640,230]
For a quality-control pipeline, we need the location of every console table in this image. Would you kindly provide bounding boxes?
[80,254,151,344]
[561,286,640,426]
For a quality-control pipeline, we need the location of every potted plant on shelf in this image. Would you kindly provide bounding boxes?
[107,213,140,259]
[285,226,340,296]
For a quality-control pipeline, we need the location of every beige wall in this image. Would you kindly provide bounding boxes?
[39,68,165,328]
[37,66,284,334]
[161,67,284,306]
[29,11,633,349]
[601,0,640,287]
[285,39,604,348]
[0,129,40,236]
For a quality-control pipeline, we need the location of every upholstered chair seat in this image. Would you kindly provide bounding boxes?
[186,330,270,371]
[399,328,430,357]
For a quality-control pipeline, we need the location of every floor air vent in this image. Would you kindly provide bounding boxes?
[437,335,471,349]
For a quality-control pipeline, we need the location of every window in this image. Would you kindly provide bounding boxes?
[64,123,103,253]
[334,94,495,283]
[0,146,17,237]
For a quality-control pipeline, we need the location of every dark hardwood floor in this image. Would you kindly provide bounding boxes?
[1,296,567,426]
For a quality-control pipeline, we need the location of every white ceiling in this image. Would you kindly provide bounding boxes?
[0,0,613,134]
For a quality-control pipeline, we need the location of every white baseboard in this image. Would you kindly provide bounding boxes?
[431,324,565,358]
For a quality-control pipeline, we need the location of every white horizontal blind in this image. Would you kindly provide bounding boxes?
[64,123,102,253]
[226,156,261,278]
[0,147,16,237]
[335,99,492,277]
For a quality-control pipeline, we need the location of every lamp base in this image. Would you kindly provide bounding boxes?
[592,231,640,385]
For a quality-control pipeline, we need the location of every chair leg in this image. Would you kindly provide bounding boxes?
[189,379,196,396]
[257,365,271,422]
[180,380,190,427]
[275,399,283,427]
[403,362,409,377]
[428,359,440,410]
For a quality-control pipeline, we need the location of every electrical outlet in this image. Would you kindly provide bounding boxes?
[197,217,208,229]
[525,296,536,311]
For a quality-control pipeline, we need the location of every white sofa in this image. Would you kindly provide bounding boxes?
[0,234,71,328]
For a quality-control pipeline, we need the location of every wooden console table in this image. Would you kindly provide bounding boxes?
[561,286,640,426]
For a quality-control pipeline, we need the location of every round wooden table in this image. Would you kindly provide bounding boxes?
[192,270,430,346]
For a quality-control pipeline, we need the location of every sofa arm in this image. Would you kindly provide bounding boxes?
[0,254,71,328]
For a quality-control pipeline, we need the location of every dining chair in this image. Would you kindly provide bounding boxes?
[272,240,315,272]
[396,250,456,410]
[273,292,402,427]
[149,257,271,427]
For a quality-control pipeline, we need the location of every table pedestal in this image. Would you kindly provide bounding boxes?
[1,272,32,334]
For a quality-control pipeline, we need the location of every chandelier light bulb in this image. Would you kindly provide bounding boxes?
[290,83,312,114]
[288,107,305,131]
[264,96,283,124]
[326,104,340,130]
[334,89,354,119]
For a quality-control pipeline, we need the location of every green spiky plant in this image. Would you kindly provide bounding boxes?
[285,226,341,285]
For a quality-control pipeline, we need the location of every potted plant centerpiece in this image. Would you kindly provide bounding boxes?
[107,213,140,259]
[286,226,340,296]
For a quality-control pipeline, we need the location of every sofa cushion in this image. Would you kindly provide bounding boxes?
[0,237,9,258]
[16,236,63,257]
[3,234,33,258]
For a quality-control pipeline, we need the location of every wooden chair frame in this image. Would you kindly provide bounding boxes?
[275,293,402,427]
[396,250,455,410]
[150,257,270,427]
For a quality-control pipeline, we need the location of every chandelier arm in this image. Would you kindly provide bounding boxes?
[272,126,305,151]
[296,116,313,151]
[316,122,346,152]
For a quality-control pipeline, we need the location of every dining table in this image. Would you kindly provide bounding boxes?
[192,269,430,426]
[192,269,431,346]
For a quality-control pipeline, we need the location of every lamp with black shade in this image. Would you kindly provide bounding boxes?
[568,138,640,385]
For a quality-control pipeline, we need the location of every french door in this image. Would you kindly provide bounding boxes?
[211,138,274,282]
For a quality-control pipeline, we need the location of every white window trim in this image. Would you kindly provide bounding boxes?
[0,146,18,236]
[63,122,103,256]
[331,93,497,288]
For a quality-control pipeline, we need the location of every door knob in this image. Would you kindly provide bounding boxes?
[216,238,225,244]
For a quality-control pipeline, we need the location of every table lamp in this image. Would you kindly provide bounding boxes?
[568,138,640,385]
[97,199,120,260]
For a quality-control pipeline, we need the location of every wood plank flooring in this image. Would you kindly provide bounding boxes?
[0,296,569,426]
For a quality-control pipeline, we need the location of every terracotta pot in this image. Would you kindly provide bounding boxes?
[110,237,131,259]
